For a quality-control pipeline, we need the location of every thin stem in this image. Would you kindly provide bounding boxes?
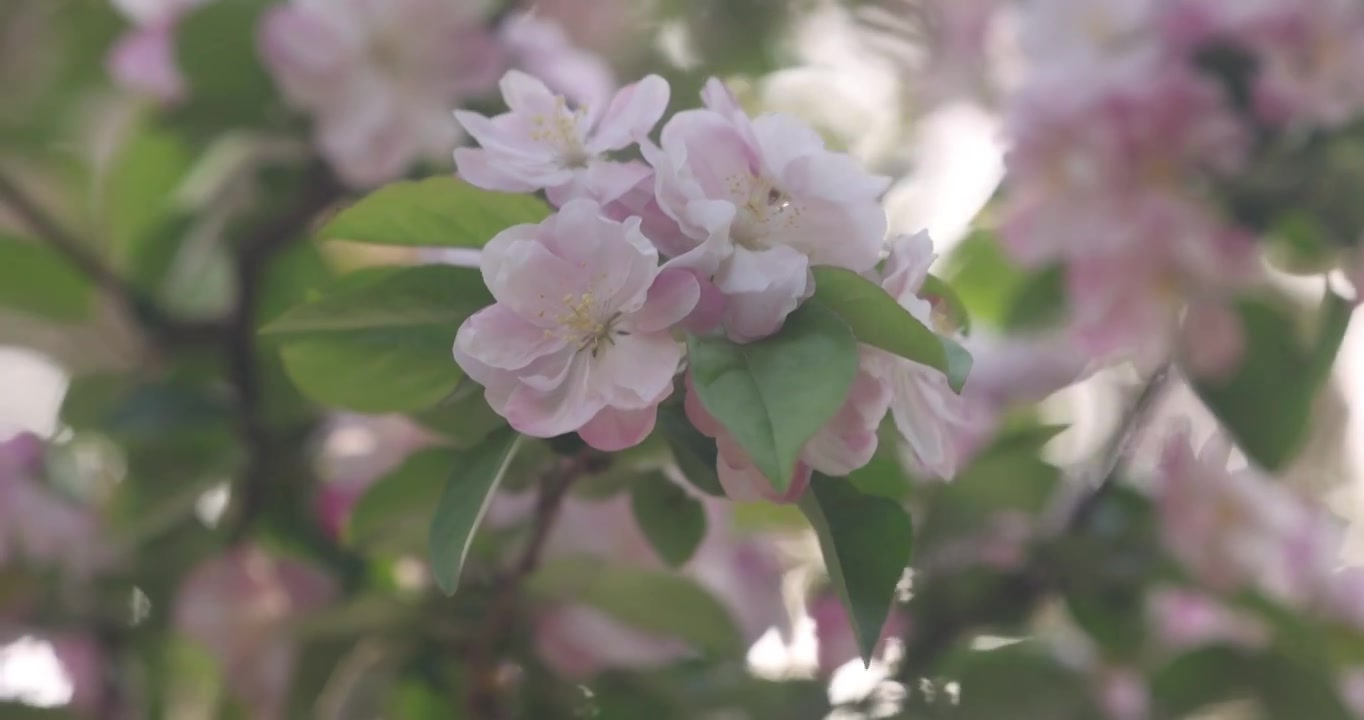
[0,170,132,299]
[465,452,593,719]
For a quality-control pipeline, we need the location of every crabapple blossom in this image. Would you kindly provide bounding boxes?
[259,0,503,187]
[498,12,616,110]
[0,433,107,577]
[864,232,976,479]
[486,493,789,678]
[175,546,336,720]
[647,78,891,342]
[107,0,210,102]
[1147,587,1268,652]
[684,363,889,503]
[453,199,698,451]
[454,70,669,205]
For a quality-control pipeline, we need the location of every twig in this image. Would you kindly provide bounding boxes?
[465,452,593,719]
[224,163,342,541]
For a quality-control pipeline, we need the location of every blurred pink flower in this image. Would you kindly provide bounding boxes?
[1094,666,1149,720]
[1147,586,1268,651]
[312,414,438,539]
[175,546,336,720]
[499,13,616,110]
[107,0,210,102]
[454,70,668,205]
[809,588,907,675]
[259,0,503,187]
[0,433,107,578]
[647,79,891,342]
[489,493,789,678]
[49,633,104,714]
[453,199,698,451]
[864,233,975,479]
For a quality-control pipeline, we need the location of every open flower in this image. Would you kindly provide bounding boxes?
[259,0,503,187]
[454,199,698,451]
[454,70,670,206]
[647,78,891,342]
[864,233,976,479]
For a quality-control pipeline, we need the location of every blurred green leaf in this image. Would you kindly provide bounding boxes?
[687,302,858,491]
[952,643,1098,719]
[411,386,507,449]
[630,471,706,567]
[530,556,746,658]
[846,448,913,501]
[658,403,724,497]
[318,177,552,248]
[0,234,91,321]
[1192,297,1318,471]
[921,274,972,336]
[810,267,972,392]
[1150,647,1255,717]
[266,266,490,413]
[104,123,194,260]
[173,0,276,129]
[1002,264,1066,331]
[941,229,1027,327]
[800,475,913,666]
[429,430,523,594]
[348,448,460,553]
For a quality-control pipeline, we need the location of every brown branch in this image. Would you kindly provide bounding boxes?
[464,451,594,719]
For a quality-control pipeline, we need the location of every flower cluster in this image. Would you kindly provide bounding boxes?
[452,73,973,495]
[1000,0,1364,360]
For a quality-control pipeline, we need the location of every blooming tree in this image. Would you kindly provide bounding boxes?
[1,0,1364,718]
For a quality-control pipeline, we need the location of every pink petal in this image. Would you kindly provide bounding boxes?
[591,332,684,409]
[454,304,566,372]
[628,269,700,334]
[481,225,592,323]
[454,147,540,193]
[589,74,671,152]
[108,23,184,102]
[501,354,601,438]
[498,69,560,116]
[714,245,812,343]
[578,405,661,451]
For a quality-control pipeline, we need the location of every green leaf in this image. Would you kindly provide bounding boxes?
[1308,289,1353,387]
[529,556,745,658]
[630,471,707,567]
[657,403,725,497]
[318,177,552,248]
[1192,298,1318,471]
[347,448,460,553]
[846,449,913,501]
[0,235,91,322]
[429,430,524,594]
[941,229,1027,328]
[953,643,1098,719]
[921,274,972,335]
[103,123,194,260]
[265,266,491,413]
[173,0,275,129]
[810,267,972,392]
[1002,265,1067,331]
[411,386,508,449]
[687,302,859,491]
[799,475,913,666]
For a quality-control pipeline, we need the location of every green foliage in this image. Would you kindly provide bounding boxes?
[800,475,914,666]
[951,642,1099,719]
[264,265,491,412]
[103,122,195,261]
[687,302,859,491]
[173,0,277,130]
[1193,293,1350,471]
[318,177,553,248]
[0,234,91,321]
[810,267,972,392]
[348,448,461,555]
[657,403,725,497]
[429,430,524,594]
[630,471,707,567]
[529,556,746,658]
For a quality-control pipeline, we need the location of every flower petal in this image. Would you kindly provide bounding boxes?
[628,269,700,334]
[578,405,662,452]
[588,74,671,152]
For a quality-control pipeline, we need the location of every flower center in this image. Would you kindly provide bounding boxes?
[727,174,800,249]
[530,97,592,169]
[555,292,626,357]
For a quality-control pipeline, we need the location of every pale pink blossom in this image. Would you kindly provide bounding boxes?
[175,546,336,720]
[453,199,698,451]
[48,634,104,714]
[454,71,669,205]
[809,588,908,675]
[498,13,616,110]
[647,78,891,342]
[488,493,789,678]
[1094,667,1149,720]
[1154,423,1342,603]
[684,362,890,503]
[864,233,975,479]
[312,414,437,539]
[0,434,107,578]
[107,0,210,102]
[1147,586,1268,651]
[259,0,503,187]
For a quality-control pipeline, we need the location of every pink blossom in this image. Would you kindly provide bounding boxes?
[1154,423,1342,603]
[1093,667,1149,720]
[1147,586,1268,651]
[175,546,336,720]
[48,634,104,714]
[0,434,107,578]
[453,199,698,451]
[864,233,975,479]
[259,0,504,187]
[489,494,789,678]
[809,588,908,675]
[647,78,891,342]
[107,0,209,102]
[312,414,437,539]
[498,13,616,110]
[454,71,669,205]
[684,361,889,503]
